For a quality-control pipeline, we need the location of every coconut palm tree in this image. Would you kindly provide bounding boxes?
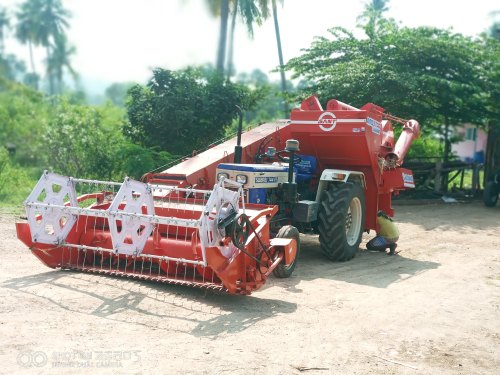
[15,0,42,77]
[357,0,390,38]
[39,0,70,94]
[15,0,70,92]
[206,0,230,73]
[0,7,10,51]
[270,0,287,116]
[207,0,288,115]
[234,0,287,115]
[235,0,287,115]
[226,0,269,78]
[490,10,500,39]
[226,1,238,77]
[208,0,268,75]
[46,33,77,94]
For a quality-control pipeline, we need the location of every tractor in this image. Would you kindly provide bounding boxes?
[16,95,420,294]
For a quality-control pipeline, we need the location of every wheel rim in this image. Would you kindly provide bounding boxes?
[345,197,362,246]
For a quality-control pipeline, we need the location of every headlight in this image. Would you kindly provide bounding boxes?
[331,172,346,180]
[217,172,229,181]
[266,147,276,157]
[236,174,248,184]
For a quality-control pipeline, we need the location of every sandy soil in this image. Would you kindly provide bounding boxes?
[0,202,499,375]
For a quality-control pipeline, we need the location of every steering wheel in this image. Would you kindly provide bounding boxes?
[276,150,302,164]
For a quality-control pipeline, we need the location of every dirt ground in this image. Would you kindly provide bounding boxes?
[0,202,499,375]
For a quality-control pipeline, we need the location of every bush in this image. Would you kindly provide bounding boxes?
[0,147,37,206]
[117,142,173,180]
[44,99,119,179]
[0,78,49,166]
[406,134,443,160]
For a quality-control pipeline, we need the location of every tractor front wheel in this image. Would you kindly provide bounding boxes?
[318,183,365,261]
[483,181,499,207]
[273,225,300,278]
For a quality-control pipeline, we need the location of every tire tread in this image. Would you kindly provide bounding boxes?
[318,183,365,261]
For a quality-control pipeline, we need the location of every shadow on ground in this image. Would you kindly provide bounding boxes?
[1,270,297,338]
[267,234,440,292]
[274,202,499,292]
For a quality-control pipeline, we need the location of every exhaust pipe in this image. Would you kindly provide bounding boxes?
[234,105,243,164]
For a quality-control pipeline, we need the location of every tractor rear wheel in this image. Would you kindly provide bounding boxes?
[483,181,499,207]
[273,225,300,278]
[318,183,365,261]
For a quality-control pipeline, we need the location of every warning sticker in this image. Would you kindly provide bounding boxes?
[367,117,381,135]
[402,173,415,188]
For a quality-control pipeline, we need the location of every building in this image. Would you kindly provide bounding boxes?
[451,124,487,163]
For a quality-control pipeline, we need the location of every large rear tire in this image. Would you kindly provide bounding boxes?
[273,225,300,278]
[318,183,365,261]
[483,181,499,207]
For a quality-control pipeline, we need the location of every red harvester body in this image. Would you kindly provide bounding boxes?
[16,95,419,294]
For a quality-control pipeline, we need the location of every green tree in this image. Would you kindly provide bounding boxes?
[105,82,136,107]
[234,68,297,125]
[0,146,34,204]
[116,142,173,180]
[0,77,48,164]
[0,147,9,193]
[15,0,70,93]
[0,53,26,81]
[125,67,260,156]
[44,99,118,179]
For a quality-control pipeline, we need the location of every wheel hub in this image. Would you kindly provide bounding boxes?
[345,197,362,246]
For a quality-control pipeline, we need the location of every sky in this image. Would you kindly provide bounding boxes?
[2,0,499,94]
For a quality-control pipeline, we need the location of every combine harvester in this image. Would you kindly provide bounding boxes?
[16,96,420,295]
